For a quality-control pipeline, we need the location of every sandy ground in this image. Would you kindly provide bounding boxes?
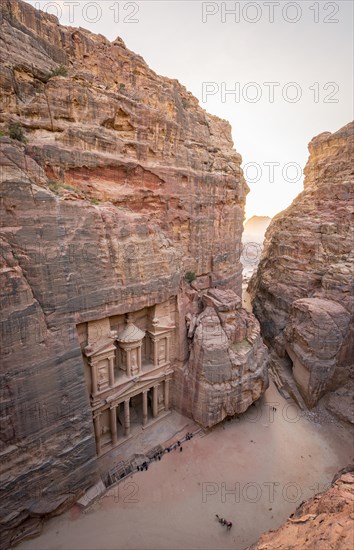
[19,381,353,550]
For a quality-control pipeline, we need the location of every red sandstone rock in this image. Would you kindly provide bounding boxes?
[174,289,268,427]
[249,122,354,409]
[248,467,354,550]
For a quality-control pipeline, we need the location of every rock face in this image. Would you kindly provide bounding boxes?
[249,122,354,409]
[248,466,354,550]
[174,289,268,427]
[0,1,268,547]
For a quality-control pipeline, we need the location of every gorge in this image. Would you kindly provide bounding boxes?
[249,122,353,418]
[0,1,353,549]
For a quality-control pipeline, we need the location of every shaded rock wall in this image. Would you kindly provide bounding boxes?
[249,122,354,409]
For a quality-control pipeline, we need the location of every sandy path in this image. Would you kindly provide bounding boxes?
[19,381,353,550]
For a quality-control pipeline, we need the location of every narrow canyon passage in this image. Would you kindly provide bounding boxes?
[19,381,352,550]
[1,2,352,548]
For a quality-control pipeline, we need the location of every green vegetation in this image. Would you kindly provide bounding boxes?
[231,340,252,354]
[185,271,196,284]
[48,180,62,194]
[44,65,68,82]
[119,83,126,92]
[9,123,27,143]
[181,98,189,109]
[47,180,100,206]
[62,183,78,192]
[48,180,81,195]
[0,130,7,137]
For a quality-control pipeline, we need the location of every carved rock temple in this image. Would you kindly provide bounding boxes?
[79,304,175,455]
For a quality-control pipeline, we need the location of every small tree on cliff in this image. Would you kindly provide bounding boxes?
[9,123,27,143]
[185,271,196,284]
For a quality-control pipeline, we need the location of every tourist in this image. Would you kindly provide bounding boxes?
[216,514,226,525]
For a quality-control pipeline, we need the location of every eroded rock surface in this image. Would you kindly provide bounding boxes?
[174,289,268,426]
[0,1,267,547]
[248,466,354,550]
[249,122,354,409]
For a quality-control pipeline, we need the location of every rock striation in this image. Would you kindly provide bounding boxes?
[249,122,354,410]
[248,466,354,550]
[0,1,268,547]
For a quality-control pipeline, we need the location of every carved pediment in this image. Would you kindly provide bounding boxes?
[148,316,175,336]
[85,318,117,358]
[84,339,116,359]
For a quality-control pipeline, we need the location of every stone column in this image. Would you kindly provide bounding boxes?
[164,379,170,411]
[153,340,158,366]
[142,391,148,427]
[166,336,170,363]
[110,406,118,445]
[126,349,131,377]
[93,413,101,455]
[124,399,130,437]
[153,385,159,418]
[108,356,115,387]
[91,362,98,395]
[138,344,142,373]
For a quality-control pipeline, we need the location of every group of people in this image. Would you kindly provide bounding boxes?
[215,514,233,530]
[136,431,195,472]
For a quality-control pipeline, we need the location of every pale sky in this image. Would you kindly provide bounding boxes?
[25,1,354,219]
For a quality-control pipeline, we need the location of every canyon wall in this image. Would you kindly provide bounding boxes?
[0,0,268,546]
[174,288,268,427]
[249,122,353,413]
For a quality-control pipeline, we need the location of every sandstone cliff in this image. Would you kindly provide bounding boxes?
[249,122,353,413]
[175,288,268,426]
[0,1,268,547]
[248,466,354,550]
